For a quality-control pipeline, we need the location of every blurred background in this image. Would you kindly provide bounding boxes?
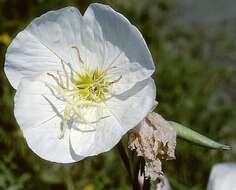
[0,0,235,189]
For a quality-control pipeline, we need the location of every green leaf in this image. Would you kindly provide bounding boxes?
[169,121,231,150]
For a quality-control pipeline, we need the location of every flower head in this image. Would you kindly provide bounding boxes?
[5,4,156,163]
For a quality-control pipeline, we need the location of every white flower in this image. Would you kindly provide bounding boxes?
[4,3,156,163]
[207,163,236,190]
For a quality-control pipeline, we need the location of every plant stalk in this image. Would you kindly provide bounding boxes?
[117,141,141,190]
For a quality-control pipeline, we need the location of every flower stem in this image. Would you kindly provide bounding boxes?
[134,157,141,190]
[117,141,141,190]
[142,178,151,190]
[64,167,75,190]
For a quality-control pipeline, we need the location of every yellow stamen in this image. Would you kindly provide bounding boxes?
[47,47,122,139]
[72,46,84,64]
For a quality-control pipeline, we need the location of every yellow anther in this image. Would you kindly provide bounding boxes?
[108,75,122,85]
[47,73,60,86]
[72,46,84,64]
[60,59,69,88]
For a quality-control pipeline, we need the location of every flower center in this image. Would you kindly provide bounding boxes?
[47,47,122,139]
[73,70,110,103]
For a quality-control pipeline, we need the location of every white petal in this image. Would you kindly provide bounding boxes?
[106,79,156,132]
[70,79,156,157]
[26,7,83,67]
[83,3,155,93]
[70,107,123,157]
[5,7,83,89]
[14,74,83,163]
[23,123,83,163]
[5,30,61,89]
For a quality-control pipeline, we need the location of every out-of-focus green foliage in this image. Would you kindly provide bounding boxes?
[0,0,235,189]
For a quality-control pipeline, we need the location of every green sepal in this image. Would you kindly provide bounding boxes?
[169,121,231,150]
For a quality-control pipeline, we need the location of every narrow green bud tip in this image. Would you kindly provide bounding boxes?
[168,121,231,150]
[220,145,232,150]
